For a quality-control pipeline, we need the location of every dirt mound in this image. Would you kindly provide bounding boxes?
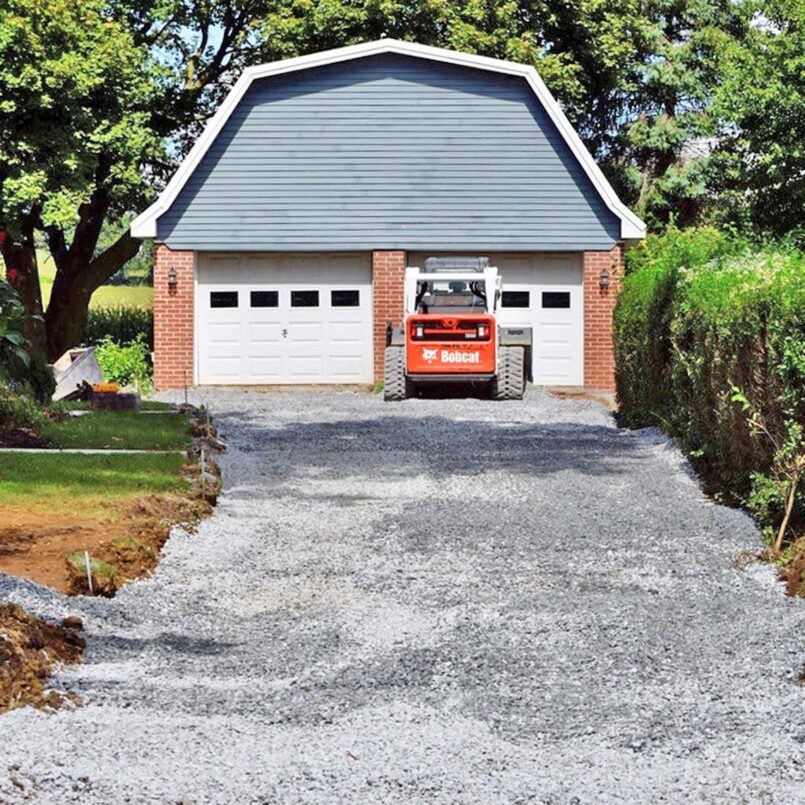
[0,604,84,713]
[0,427,51,448]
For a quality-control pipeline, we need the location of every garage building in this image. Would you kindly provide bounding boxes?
[132,39,645,392]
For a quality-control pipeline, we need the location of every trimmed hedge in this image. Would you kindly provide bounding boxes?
[614,228,805,545]
[84,305,153,351]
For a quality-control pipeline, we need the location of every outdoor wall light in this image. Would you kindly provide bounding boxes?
[599,266,611,290]
[167,266,178,290]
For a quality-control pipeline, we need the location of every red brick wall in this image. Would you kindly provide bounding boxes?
[372,250,406,380]
[153,244,195,391]
[583,244,624,392]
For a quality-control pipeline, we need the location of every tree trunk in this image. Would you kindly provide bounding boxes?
[43,228,143,361]
[44,268,94,361]
[31,189,143,361]
[0,219,46,356]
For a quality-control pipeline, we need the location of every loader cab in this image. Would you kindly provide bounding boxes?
[404,257,501,317]
[415,257,492,314]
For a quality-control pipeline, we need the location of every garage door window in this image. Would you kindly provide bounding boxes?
[291,290,319,307]
[250,290,279,308]
[502,291,530,308]
[210,291,238,308]
[331,290,360,307]
[542,291,571,309]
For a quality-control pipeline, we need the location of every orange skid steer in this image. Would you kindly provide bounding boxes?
[384,257,532,401]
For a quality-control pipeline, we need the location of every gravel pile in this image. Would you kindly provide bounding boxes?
[1,387,803,803]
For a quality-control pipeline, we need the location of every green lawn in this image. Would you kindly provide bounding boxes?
[0,452,187,513]
[43,412,192,450]
[61,400,175,412]
[37,251,153,310]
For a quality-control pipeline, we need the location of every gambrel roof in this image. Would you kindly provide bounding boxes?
[131,39,645,242]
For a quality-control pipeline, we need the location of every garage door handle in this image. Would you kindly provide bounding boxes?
[281,328,288,338]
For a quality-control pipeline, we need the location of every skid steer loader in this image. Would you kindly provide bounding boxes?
[384,257,532,401]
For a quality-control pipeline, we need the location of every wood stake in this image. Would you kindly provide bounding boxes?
[84,550,93,595]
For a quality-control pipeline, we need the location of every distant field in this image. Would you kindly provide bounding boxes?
[38,251,153,310]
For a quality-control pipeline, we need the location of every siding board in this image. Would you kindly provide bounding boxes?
[159,54,620,251]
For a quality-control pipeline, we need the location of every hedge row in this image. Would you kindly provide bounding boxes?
[84,305,153,351]
[614,228,805,547]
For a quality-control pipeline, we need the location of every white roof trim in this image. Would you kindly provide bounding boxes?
[131,39,646,241]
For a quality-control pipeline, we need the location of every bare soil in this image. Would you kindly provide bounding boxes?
[0,603,84,713]
[0,494,211,596]
[780,547,805,597]
[0,427,52,448]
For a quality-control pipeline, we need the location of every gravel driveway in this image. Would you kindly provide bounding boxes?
[1,388,803,803]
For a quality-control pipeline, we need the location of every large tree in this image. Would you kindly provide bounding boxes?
[711,0,804,238]
[0,0,268,359]
[1,0,751,361]
[0,0,159,356]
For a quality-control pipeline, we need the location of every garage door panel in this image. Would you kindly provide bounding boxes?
[205,356,242,379]
[206,322,242,346]
[288,356,324,377]
[328,321,365,344]
[198,253,372,384]
[288,322,324,344]
[539,322,574,346]
[329,358,366,378]
[248,322,283,342]
[246,356,283,377]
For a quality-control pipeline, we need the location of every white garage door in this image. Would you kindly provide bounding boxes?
[408,252,584,386]
[197,253,373,384]
[496,254,584,386]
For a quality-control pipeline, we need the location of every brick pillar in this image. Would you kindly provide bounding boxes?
[153,244,195,391]
[583,243,624,392]
[372,250,406,381]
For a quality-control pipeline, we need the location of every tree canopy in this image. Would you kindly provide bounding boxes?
[711,0,805,237]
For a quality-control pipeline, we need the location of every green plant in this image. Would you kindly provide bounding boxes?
[25,351,56,404]
[0,382,45,432]
[733,389,805,556]
[85,305,153,351]
[0,280,32,379]
[0,280,55,402]
[94,334,153,391]
[614,227,805,554]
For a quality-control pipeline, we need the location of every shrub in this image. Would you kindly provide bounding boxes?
[94,335,153,391]
[26,352,56,404]
[0,280,33,380]
[85,305,153,351]
[0,382,45,433]
[614,228,805,552]
[0,280,54,403]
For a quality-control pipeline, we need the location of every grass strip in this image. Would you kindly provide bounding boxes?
[43,412,191,450]
[62,400,175,412]
[0,452,188,514]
